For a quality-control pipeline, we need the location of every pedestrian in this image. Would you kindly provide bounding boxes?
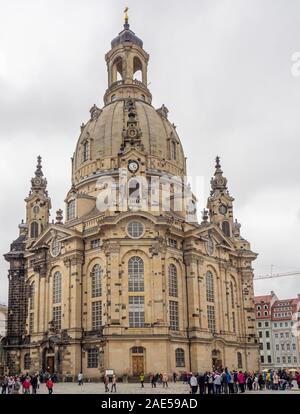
[104,375,109,392]
[78,372,83,386]
[31,374,38,394]
[151,374,156,388]
[190,373,198,394]
[111,374,117,393]
[1,376,8,394]
[213,372,222,394]
[12,378,21,394]
[162,373,168,388]
[237,371,245,393]
[207,372,214,394]
[46,377,54,394]
[197,372,206,394]
[140,372,145,388]
[23,377,31,394]
[173,372,177,383]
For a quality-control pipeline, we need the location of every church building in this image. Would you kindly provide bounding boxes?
[4,15,259,379]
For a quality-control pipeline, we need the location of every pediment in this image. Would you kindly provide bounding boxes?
[30,224,80,250]
[190,223,235,250]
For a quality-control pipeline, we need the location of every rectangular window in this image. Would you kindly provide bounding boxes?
[207,305,216,333]
[169,300,179,331]
[282,356,286,364]
[267,356,272,363]
[287,343,290,351]
[67,199,76,221]
[266,331,270,338]
[280,333,284,338]
[285,332,289,338]
[29,313,34,334]
[265,322,269,327]
[91,239,101,249]
[128,296,144,328]
[288,356,291,364]
[294,357,297,363]
[275,333,278,338]
[274,323,277,327]
[277,357,280,363]
[206,276,214,303]
[266,342,270,350]
[293,344,296,350]
[52,306,61,330]
[92,301,102,330]
[258,322,262,327]
[87,348,98,368]
[281,344,284,351]
[276,344,279,350]
[259,331,262,338]
[259,343,263,350]
[260,356,264,363]
[168,238,177,248]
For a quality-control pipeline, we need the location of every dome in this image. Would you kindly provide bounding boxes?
[111,23,143,49]
[73,99,186,188]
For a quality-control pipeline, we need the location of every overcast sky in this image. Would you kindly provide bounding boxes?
[0,0,300,304]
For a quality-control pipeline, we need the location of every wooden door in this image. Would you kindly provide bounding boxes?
[132,356,144,375]
[47,356,55,374]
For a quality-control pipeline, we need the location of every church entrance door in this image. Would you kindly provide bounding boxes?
[132,356,144,375]
[46,356,55,374]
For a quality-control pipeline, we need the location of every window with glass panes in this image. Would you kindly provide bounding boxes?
[169,300,179,331]
[206,271,214,302]
[128,296,144,327]
[207,305,216,332]
[175,348,185,367]
[83,141,90,162]
[53,306,61,330]
[91,265,102,297]
[168,264,178,297]
[128,257,144,292]
[87,348,98,368]
[92,301,102,330]
[53,271,62,304]
[67,200,76,221]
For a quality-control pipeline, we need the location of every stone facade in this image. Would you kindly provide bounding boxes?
[4,19,259,379]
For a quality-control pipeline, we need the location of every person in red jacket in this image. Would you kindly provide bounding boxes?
[22,378,31,394]
[296,372,300,389]
[46,378,54,394]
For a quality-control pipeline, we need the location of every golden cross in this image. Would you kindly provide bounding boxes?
[124,7,129,24]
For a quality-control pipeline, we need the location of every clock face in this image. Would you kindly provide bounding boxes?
[219,204,227,215]
[128,160,139,173]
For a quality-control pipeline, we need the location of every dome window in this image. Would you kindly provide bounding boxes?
[171,140,177,160]
[111,94,117,102]
[127,221,144,238]
[82,141,90,163]
[67,199,76,221]
[141,94,145,101]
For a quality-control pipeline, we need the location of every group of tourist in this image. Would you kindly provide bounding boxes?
[185,369,300,394]
[0,372,55,394]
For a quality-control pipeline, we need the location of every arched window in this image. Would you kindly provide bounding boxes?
[237,352,243,369]
[67,200,76,221]
[128,179,141,204]
[230,281,235,308]
[53,271,62,304]
[30,221,39,238]
[175,348,185,367]
[222,221,230,237]
[91,264,102,298]
[30,282,35,310]
[206,271,214,303]
[24,353,31,370]
[112,56,123,82]
[168,264,178,297]
[133,56,143,82]
[171,141,177,160]
[128,256,144,292]
[83,141,90,162]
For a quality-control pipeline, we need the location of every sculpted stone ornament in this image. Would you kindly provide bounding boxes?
[157,104,169,119]
[103,241,120,255]
[90,104,102,120]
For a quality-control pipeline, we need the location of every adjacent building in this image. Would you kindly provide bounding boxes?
[3,16,259,379]
[255,292,300,370]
